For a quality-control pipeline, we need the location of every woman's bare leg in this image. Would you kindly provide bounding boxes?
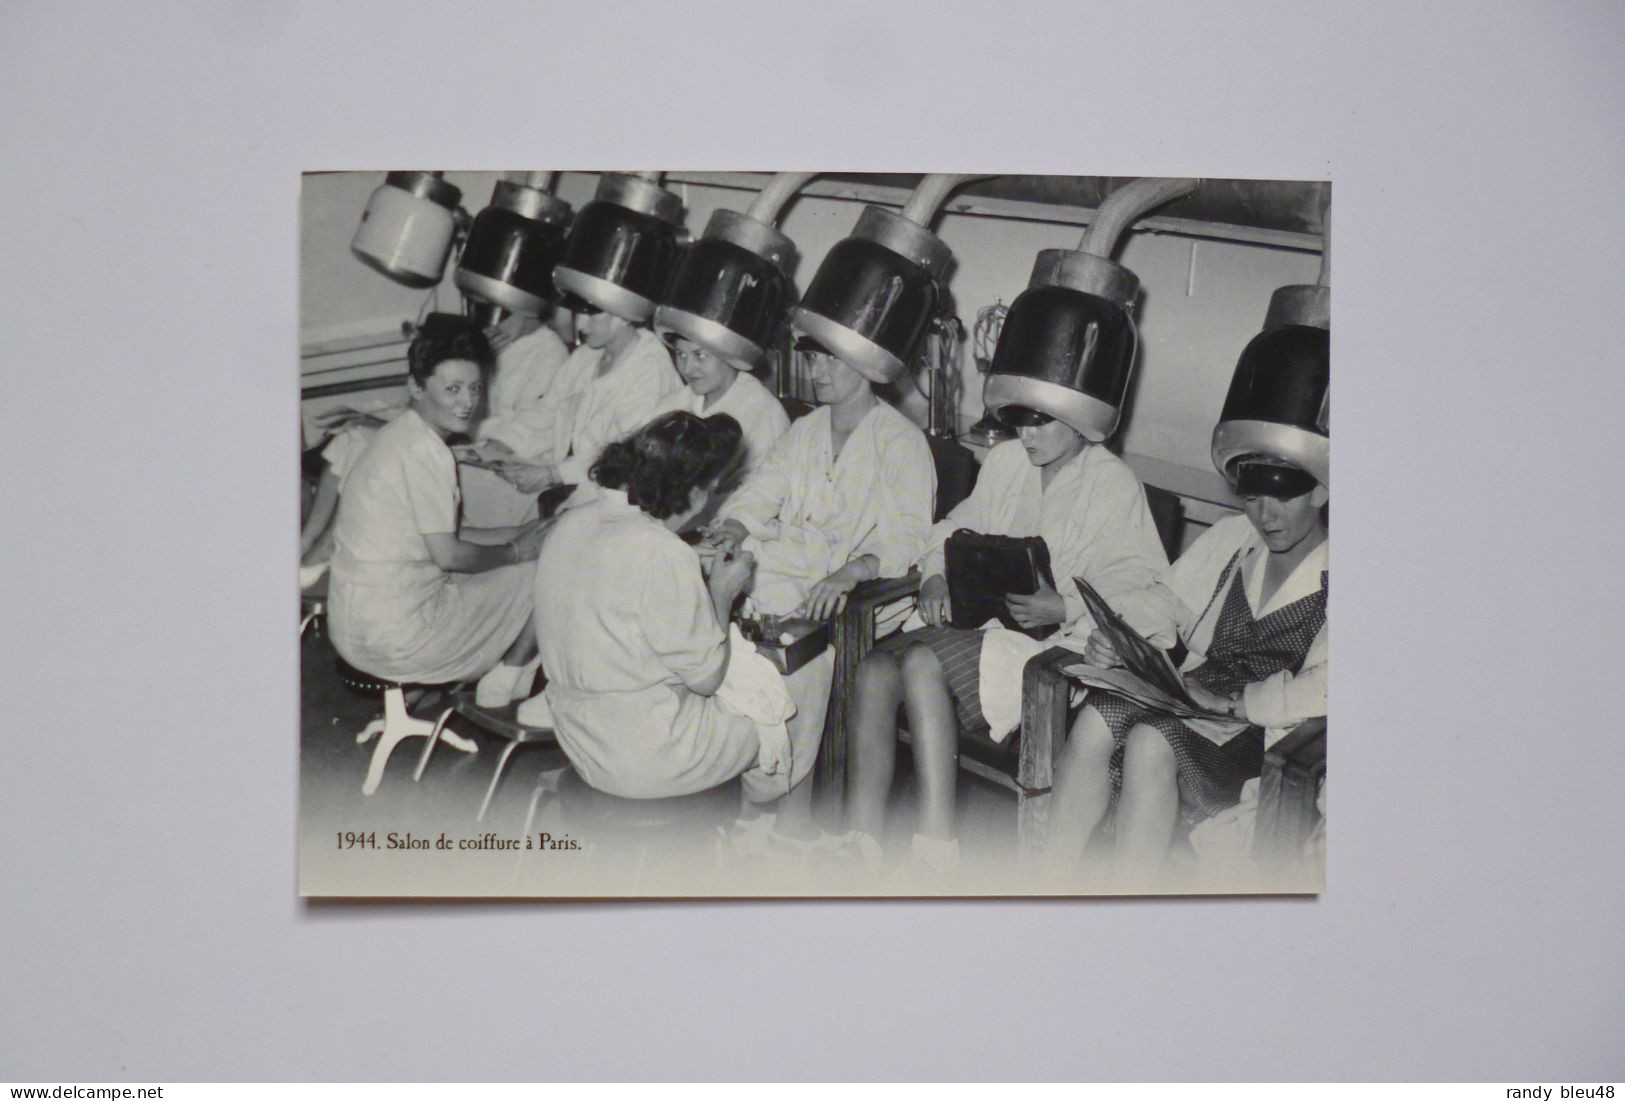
[846,649,903,841]
[899,643,959,842]
[1045,705,1115,872]
[1113,723,1180,883]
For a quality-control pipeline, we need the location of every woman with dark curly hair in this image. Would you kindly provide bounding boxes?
[328,315,546,688]
[532,411,779,799]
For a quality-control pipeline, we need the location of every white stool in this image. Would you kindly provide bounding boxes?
[336,657,479,796]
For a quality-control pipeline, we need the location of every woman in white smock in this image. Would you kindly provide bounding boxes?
[534,412,774,798]
[327,317,547,686]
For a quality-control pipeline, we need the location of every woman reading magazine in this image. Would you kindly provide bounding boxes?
[1045,454,1327,886]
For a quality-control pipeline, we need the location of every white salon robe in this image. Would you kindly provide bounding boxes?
[648,371,790,482]
[916,441,1169,741]
[718,401,935,617]
[717,401,935,791]
[459,326,573,527]
[919,440,1169,636]
[552,329,682,485]
[474,325,571,457]
[534,490,770,799]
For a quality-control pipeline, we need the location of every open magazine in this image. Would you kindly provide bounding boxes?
[1064,576,1249,740]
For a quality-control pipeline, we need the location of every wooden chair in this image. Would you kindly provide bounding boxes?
[1252,717,1327,865]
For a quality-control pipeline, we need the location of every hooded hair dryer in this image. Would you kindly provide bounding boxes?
[454,172,573,318]
[790,174,985,384]
[983,177,1199,442]
[351,171,464,289]
[552,172,684,324]
[1211,192,1331,488]
[652,172,811,369]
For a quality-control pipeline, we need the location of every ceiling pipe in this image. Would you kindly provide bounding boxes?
[1079,176,1199,256]
[790,173,991,385]
[982,177,1199,442]
[654,172,815,369]
[899,172,991,226]
[745,171,818,224]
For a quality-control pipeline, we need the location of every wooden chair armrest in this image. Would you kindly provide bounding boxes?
[1017,645,1079,795]
[817,570,923,805]
[1253,717,1327,864]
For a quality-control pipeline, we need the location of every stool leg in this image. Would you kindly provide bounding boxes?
[354,718,386,745]
[478,737,523,822]
[361,689,423,796]
[364,694,476,796]
[412,707,459,782]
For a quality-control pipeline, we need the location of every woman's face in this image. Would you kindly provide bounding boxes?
[1243,485,1328,554]
[409,359,484,438]
[672,339,734,400]
[1017,418,1086,468]
[809,351,865,405]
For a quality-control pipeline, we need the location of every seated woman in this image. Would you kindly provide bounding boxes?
[703,336,936,844]
[533,412,784,799]
[841,403,1168,873]
[326,316,547,694]
[301,310,571,583]
[1044,454,1328,886]
[652,336,789,488]
[483,293,680,503]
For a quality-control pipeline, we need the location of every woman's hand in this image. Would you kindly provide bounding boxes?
[492,459,558,494]
[702,519,749,555]
[1081,628,1121,669]
[1005,582,1066,631]
[801,563,866,621]
[1185,680,1247,721]
[918,573,952,627]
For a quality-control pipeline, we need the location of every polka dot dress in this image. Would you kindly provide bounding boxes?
[1094,550,1328,821]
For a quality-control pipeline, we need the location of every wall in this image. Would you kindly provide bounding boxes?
[301,171,1323,493]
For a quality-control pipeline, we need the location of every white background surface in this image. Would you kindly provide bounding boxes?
[3,0,1622,1081]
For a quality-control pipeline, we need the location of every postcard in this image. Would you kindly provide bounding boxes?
[298,169,1329,898]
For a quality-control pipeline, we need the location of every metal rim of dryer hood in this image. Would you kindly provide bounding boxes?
[594,173,683,224]
[1028,249,1140,313]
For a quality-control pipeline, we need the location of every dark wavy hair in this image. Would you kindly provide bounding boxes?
[591,412,744,520]
[406,313,495,385]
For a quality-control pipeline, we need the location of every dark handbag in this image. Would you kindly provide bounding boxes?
[943,530,1055,638]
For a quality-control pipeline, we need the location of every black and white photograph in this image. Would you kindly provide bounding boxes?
[299,170,1331,898]
[8,0,1624,1085]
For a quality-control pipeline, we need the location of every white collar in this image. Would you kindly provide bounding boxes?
[1240,532,1328,616]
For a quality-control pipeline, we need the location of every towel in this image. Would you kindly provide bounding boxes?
[975,625,1049,743]
[716,624,796,784]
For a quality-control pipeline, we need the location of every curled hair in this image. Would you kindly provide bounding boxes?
[406,313,495,385]
[592,411,744,520]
